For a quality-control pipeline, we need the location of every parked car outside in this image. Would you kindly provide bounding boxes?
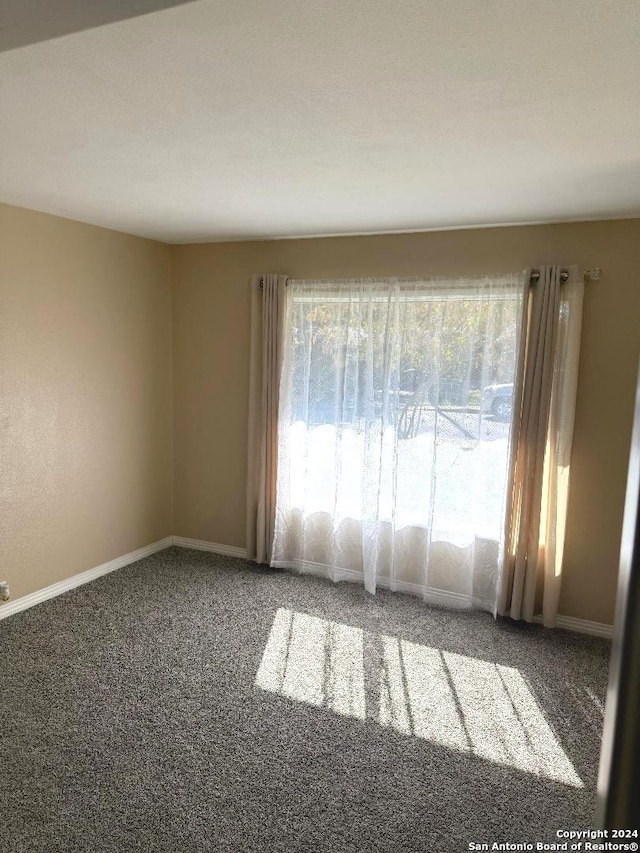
[481,383,513,419]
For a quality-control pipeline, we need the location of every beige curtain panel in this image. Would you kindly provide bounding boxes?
[498,266,584,626]
[246,273,288,563]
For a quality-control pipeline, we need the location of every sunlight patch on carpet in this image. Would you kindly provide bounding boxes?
[255,607,583,788]
[255,607,365,719]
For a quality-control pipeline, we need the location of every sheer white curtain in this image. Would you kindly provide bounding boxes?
[271,275,527,613]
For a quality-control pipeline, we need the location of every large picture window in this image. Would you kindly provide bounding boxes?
[271,275,527,611]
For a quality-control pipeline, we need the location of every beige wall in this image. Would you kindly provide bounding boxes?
[2,204,637,625]
[0,203,173,601]
[171,219,640,625]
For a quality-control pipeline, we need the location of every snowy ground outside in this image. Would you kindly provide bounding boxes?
[284,410,512,547]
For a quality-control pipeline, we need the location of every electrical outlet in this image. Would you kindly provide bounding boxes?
[0,581,9,601]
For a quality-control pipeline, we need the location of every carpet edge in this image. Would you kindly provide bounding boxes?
[0,537,174,622]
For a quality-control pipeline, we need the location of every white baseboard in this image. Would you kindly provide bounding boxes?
[249,552,615,638]
[534,614,614,639]
[172,536,247,559]
[0,534,614,639]
[271,557,475,610]
[0,537,173,622]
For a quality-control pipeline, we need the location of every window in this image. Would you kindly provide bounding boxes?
[272,275,526,610]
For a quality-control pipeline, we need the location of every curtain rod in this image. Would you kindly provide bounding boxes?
[259,268,602,287]
[529,267,603,284]
[529,269,569,284]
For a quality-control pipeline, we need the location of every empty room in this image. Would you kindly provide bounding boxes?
[1,1,639,851]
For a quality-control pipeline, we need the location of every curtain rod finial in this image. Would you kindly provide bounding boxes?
[584,267,603,282]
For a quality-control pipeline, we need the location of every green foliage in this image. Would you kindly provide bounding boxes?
[289,290,519,412]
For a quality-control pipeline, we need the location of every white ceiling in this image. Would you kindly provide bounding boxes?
[1,0,639,243]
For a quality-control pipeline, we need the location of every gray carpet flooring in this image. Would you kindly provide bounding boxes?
[0,547,611,853]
